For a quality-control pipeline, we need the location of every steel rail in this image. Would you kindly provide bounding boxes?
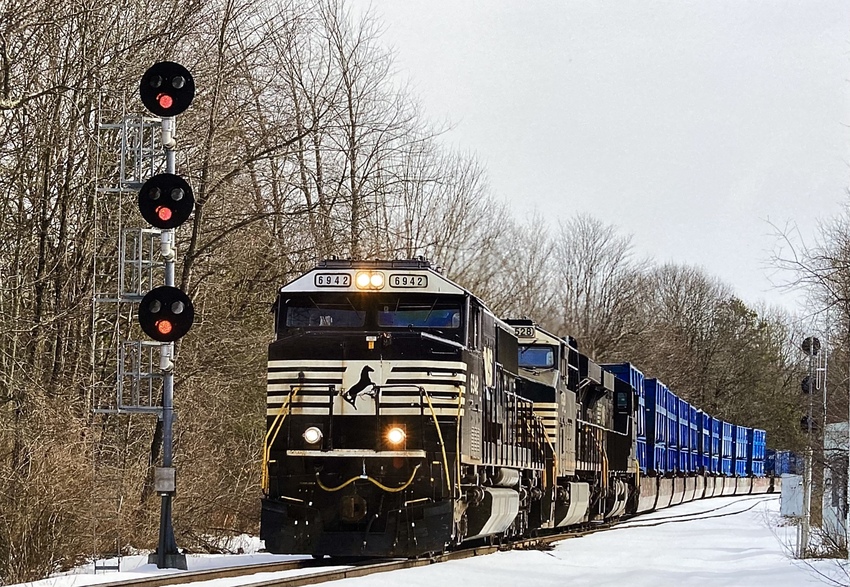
[87,526,609,587]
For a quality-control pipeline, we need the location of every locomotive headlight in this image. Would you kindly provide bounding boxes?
[386,426,406,446]
[355,271,385,290]
[302,426,323,445]
[355,272,371,289]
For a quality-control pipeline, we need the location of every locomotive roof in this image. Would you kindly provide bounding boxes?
[277,258,467,297]
[505,319,567,346]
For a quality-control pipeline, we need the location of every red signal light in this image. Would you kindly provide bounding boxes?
[157,93,174,110]
[138,174,193,230]
[156,206,173,222]
[156,320,174,336]
[138,286,194,342]
[140,62,194,117]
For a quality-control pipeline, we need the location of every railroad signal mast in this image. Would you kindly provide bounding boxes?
[799,335,823,558]
[138,61,196,570]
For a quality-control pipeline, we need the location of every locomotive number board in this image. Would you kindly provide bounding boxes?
[514,326,535,338]
[314,273,352,287]
[389,274,428,288]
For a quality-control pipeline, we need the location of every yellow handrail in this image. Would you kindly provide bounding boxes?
[261,386,299,493]
[315,463,422,493]
[539,420,558,483]
[421,387,453,494]
[263,384,453,497]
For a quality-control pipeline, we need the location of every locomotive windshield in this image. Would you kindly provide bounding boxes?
[519,345,556,369]
[279,293,464,340]
[284,294,367,327]
[377,296,461,329]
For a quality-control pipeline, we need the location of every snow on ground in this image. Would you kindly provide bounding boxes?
[17,495,849,587]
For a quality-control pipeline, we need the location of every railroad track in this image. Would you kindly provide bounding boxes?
[91,524,613,587]
[91,498,764,587]
[96,499,783,587]
[88,491,775,587]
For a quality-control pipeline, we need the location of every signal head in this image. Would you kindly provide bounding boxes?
[138,286,195,342]
[138,173,194,229]
[139,62,195,117]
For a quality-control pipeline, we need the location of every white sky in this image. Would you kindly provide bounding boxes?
[352,1,850,312]
[29,496,846,587]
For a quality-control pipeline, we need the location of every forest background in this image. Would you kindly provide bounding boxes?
[0,0,844,583]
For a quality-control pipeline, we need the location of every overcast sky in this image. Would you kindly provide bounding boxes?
[350,0,850,313]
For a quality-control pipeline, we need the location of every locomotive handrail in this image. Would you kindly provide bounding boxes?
[539,422,558,481]
[420,385,454,494]
[372,383,455,495]
[261,385,304,493]
[315,463,423,493]
[578,418,630,437]
[419,331,467,350]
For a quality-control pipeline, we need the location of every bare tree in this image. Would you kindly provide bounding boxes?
[547,214,647,359]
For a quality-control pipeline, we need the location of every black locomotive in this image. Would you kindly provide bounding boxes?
[260,259,770,557]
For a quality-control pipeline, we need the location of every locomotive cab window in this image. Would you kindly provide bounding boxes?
[376,294,463,340]
[519,345,556,369]
[277,292,463,341]
[281,295,367,330]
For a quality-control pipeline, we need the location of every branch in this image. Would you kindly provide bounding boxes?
[0,85,72,110]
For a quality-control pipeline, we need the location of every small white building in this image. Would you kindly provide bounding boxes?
[822,422,848,548]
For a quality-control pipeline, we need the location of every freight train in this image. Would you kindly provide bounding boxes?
[260,259,771,557]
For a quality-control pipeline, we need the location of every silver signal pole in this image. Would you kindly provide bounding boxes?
[802,349,813,557]
[800,336,820,558]
[150,116,185,570]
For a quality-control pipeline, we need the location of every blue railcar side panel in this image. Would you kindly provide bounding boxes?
[701,412,712,472]
[732,425,748,476]
[604,363,645,397]
[666,390,679,472]
[721,421,734,476]
[605,363,646,440]
[721,421,733,458]
[774,450,800,475]
[707,417,720,474]
[666,391,678,450]
[711,418,721,456]
[655,444,666,474]
[636,437,647,473]
[746,428,766,476]
[765,448,776,475]
[644,378,668,473]
[689,406,699,452]
[677,398,690,472]
[689,406,699,472]
[756,429,766,460]
[736,426,748,458]
[678,398,689,450]
[667,443,679,471]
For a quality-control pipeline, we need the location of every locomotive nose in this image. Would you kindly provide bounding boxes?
[340,493,368,523]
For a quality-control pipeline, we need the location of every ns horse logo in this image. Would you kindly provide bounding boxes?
[340,365,376,408]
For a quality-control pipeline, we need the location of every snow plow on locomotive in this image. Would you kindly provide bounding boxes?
[260,259,771,557]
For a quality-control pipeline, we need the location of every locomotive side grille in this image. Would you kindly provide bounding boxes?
[470,425,481,456]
